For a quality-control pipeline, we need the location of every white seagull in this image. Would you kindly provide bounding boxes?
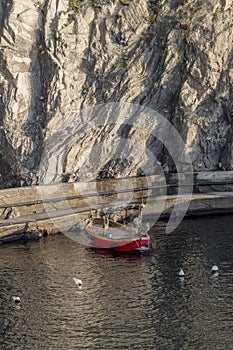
[178,269,185,277]
[73,278,83,289]
[12,296,21,304]
[211,265,219,274]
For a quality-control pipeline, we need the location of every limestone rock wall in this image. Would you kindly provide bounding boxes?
[0,0,233,187]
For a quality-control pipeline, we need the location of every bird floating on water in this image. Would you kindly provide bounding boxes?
[73,277,83,289]
[178,269,185,277]
[211,265,219,274]
[12,296,21,304]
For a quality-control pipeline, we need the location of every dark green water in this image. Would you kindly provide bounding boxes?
[0,215,233,349]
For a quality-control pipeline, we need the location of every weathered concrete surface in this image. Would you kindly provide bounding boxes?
[0,174,165,221]
[0,171,233,240]
[161,192,233,218]
[1,190,233,241]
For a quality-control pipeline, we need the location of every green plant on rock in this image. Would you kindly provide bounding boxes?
[69,0,105,12]
[191,5,198,13]
[69,0,86,12]
[124,60,132,70]
[120,0,130,5]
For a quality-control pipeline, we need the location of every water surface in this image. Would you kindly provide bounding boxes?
[0,215,233,349]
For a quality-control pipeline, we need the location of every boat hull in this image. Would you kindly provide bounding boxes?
[87,230,150,253]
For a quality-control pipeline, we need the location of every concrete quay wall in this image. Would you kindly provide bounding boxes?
[0,172,233,239]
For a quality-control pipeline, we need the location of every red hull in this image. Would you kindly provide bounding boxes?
[87,231,150,253]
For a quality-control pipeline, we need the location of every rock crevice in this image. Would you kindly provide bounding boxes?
[0,0,232,186]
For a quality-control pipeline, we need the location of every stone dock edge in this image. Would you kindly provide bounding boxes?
[0,172,233,242]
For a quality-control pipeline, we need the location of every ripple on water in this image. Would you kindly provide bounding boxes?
[0,215,233,349]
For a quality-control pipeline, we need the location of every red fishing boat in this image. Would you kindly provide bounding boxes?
[77,205,150,253]
[85,218,150,253]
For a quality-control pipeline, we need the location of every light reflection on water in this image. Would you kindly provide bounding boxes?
[0,215,233,349]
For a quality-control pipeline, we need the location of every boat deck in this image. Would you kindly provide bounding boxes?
[87,224,142,241]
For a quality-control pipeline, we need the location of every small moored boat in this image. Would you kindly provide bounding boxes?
[74,205,150,253]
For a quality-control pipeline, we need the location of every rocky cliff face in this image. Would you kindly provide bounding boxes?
[0,0,232,187]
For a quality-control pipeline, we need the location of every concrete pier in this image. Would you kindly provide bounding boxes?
[0,172,233,241]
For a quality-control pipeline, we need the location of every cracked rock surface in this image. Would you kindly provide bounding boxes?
[0,0,233,187]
